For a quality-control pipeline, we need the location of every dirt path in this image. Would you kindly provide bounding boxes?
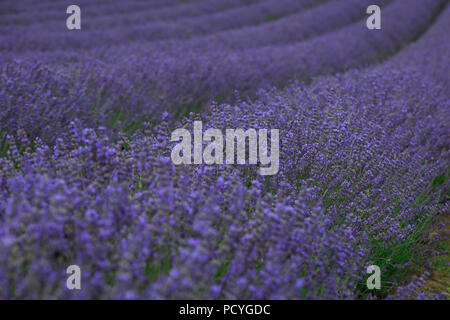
[422,214,450,296]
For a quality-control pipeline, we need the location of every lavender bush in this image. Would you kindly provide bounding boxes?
[0,0,448,299]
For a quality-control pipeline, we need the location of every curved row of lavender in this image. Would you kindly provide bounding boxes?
[0,0,448,299]
[0,0,184,18]
[0,0,265,27]
[0,0,326,52]
[1,0,446,144]
[2,0,387,61]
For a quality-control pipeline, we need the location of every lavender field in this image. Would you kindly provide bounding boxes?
[0,0,449,299]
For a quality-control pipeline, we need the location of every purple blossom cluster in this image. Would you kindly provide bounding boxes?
[0,0,448,299]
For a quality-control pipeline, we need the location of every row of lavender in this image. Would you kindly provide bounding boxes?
[0,0,267,27]
[0,0,184,18]
[0,0,324,52]
[1,0,386,65]
[0,1,448,299]
[1,0,444,145]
